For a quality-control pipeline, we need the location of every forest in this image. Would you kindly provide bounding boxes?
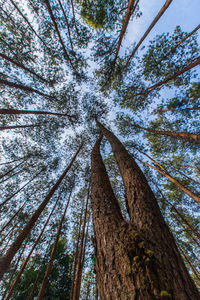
[0,0,199,299]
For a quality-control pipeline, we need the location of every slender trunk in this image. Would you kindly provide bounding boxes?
[57,0,74,51]
[95,120,199,299]
[70,201,85,300]
[133,56,200,96]
[0,78,53,99]
[138,154,200,204]
[0,143,82,280]
[0,227,14,247]
[0,160,24,180]
[134,123,200,145]
[113,0,136,67]
[0,124,40,131]
[161,24,200,61]
[125,0,173,67]
[176,169,200,186]
[0,157,24,166]
[72,187,90,300]
[9,0,48,47]
[0,168,44,210]
[179,246,200,282]
[0,108,73,119]
[37,185,73,299]
[160,107,200,113]
[4,191,61,300]
[0,168,24,184]
[70,0,79,35]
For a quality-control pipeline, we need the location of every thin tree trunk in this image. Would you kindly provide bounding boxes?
[161,24,200,61]
[70,0,79,35]
[160,107,200,113]
[37,184,73,299]
[0,124,40,131]
[9,0,48,47]
[125,0,173,67]
[0,78,53,99]
[72,186,90,300]
[0,157,24,166]
[0,160,24,180]
[4,190,61,300]
[57,0,74,51]
[0,168,44,210]
[112,0,136,68]
[0,168,24,184]
[136,150,200,204]
[134,123,200,145]
[0,108,73,119]
[179,246,200,282]
[133,56,200,96]
[95,120,199,299]
[176,169,200,186]
[0,143,82,280]
[0,53,50,83]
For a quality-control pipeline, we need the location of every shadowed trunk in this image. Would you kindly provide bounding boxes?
[0,144,82,280]
[134,123,200,145]
[93,120,199,299]
[125,0,173,67]
[0,108,73,118]
[0,160,24,180]
[0,124,40,131]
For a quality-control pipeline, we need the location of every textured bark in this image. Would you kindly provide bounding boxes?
[4,192,61,300]
[133,56,200,97]
[125,0,173,66]
[0,78,53,98]
[134,123,200,145]
[93,121,199,299]
[0,144,82,280]
[0,160,24,180]
[0,53,49,83]
[9,0,47,47]
[72,187,90,300]
[37,185,73,299]
[0,108,73,118]
[0,124,40,131]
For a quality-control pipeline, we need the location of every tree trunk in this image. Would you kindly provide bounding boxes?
[179,246,200,283]
[0,124,40,131]
[0,78,53,99]
[134,123,200,145]
[160,107,200,113]
[0,168,24,184]
[125,0,173,67]
[0,160,24,180]
[4,191,61,300]
[0,53,49,83]
[0,108,73,118]
[133,56,200,96]
[37,183,73,299]
[0,144,82,280]
[93,120,199,299]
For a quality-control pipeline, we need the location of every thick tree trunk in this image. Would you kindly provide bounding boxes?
[0,108,73,118]
[93,121,199,299]
[0,144,82,280]
[133,56,200,96]
[0,53,49,83]
[134,123,200,145]
[125,0,173,67]
[37,184,73,299]
[4,192,61,300]
[0,78,53,99]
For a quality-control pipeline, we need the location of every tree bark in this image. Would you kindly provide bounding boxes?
[133,56,200,97]
[0,108,73,118]
[0,53,50,83]
[0,78,53,99]
[125,0,173,67]
[37,183,73,299]
[0,143,82,280]
[93,121,199,299]
[134,123,200,145]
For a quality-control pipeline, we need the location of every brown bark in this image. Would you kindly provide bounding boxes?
[0,53,50,83]
[72,186,90,300]
[0,78,53,99]
[0,124,40,131]
[179,246,200,283]
[57,0,74,51]
[176,169,200,186]
[37,184,73,299]
[4,191,61,300]
[0,168,44,210]
[9,0,48,47]
[93,120,199,299]
[134,123,200,145]
[125,0,173,67]
[0,160,24,180]
[133,56,200,96]
[0,108,74,119]
[0,143,82,280]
